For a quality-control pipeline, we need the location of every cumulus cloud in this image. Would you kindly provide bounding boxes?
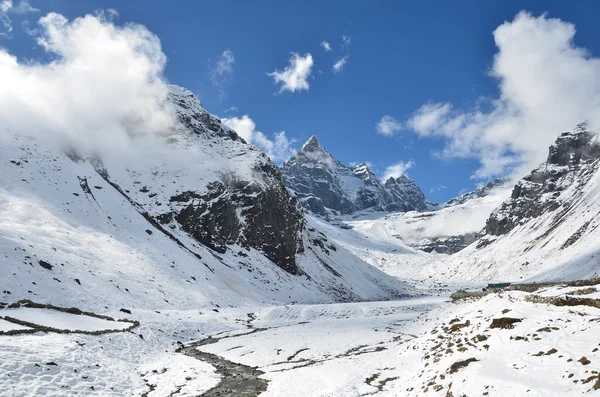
[376,115,403,136]
[0,11,175,150]
[382,160,414,181]
[210,49,235,99]
[268,52,313,93]
[222,115,296,163]
[0,0,39,37]
[399,11,600,180]
[333,55,348,73]
[406,103,452,135]
[320,41,331,52]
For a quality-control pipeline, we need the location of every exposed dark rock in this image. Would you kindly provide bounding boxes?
[39,260,53,270]
[160,87,305,274]
[490,317,522,329]
[448,358,479,374]
[172,170,303,275]
[412,233,479,255]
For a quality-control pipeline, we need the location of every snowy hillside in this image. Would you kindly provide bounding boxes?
[446,124,600,282]
[282,135,427,217]
[335,180,511,255]
[0,85,410,311]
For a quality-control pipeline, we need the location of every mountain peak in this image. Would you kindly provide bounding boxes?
[300,135,324,152]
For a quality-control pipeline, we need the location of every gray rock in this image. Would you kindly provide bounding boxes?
[282,135,427,216]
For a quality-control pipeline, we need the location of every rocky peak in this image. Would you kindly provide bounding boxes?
[300,135,325,153]
[547,123,599,167]
[384,175,427,212]
[282,135,428,216]
[144,85,306,274]
[483,124,600,238]
[445,178,510,207]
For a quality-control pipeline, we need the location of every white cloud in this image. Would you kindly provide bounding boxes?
[0,11,175,150]
[320,41,331,52]
[333,55,348,73]
[342,34,351,48]
[20,19,37,35]
[0,0,39,37]
[12,0,38,14]
[105,8,119,20]
[0,0,11,12]
[210,49,235,99]
[222,115,296,163]
[401,11,600,180]
[221,115,254,142]
[1,0,13,36]
[268,52,313,93]
[382,160,414,181]
[429,184,447,194]
[406,103,452,135]
[376,115,402,136]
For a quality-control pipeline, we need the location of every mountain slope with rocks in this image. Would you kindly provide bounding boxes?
[340,180,511,256]
[0,85,410,312]
[281,136,427,217]
[446,123,600,281]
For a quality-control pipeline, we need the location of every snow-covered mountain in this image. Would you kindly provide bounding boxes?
[446,123,600,281]
[0,85,410,312]
[281,135,427,217]
[339,179,511,255]
[443,178,510,207]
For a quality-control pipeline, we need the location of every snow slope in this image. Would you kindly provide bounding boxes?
[0,85,415,396]
[0,86,409,311]
[446,127,600,282]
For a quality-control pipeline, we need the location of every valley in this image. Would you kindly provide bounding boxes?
[1,42,600,397]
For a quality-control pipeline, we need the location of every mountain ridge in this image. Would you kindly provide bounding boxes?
[281,135,427,217]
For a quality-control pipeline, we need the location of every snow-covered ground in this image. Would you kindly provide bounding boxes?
[0,307,134,332]
[4,285,594,396]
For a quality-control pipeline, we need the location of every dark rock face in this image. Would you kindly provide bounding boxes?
[412,233,479,255]
[170,173,303,274]
[384,175,427,212]
[281,135,427,216]
[484,123,600,237]
[161,87,305,274]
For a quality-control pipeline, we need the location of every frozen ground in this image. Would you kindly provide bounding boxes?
[0,307,134,332]
[1,283,599,396]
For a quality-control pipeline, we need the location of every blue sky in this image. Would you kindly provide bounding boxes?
[2,1,600,202]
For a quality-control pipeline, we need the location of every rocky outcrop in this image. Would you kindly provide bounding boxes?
[484,123,600,237]
[445,178,509,207]
[169,171,304,275]
[156,87,305,274]
[385,175,427,212]
[281,135,427,216]
[411,233,479,255]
